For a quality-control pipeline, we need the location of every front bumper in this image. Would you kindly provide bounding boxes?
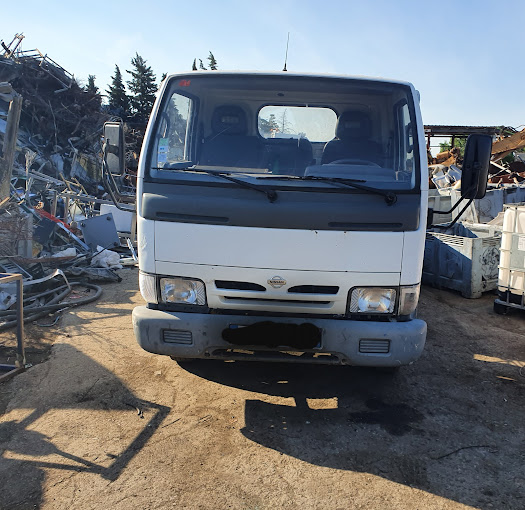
[132,306,427,366]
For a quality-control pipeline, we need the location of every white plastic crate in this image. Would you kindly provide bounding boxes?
[428,189,452,223]
[450,185,525,223]
[423,222,502,298]
[496,203,525,312]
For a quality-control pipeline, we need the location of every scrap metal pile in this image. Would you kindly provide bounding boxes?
[0,34,137,332]
[427,125,525,191]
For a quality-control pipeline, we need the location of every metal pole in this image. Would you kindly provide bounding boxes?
[16,275,25,367]
[51,189,58,217]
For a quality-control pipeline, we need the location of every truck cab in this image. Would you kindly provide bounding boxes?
[132,71,428,366]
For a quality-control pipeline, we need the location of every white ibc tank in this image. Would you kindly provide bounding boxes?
[498,203,525,296]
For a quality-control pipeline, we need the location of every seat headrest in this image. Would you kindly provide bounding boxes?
[336,111,372,141]
[211,105,248,135]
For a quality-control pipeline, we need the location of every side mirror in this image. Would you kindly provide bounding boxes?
[460,134,492,199]
[103,121,125,176]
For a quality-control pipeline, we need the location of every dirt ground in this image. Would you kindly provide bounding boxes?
[0,268,524,509]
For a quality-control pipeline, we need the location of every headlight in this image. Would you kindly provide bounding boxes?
[349,288,396,314]
[160,277,206,305]
[139,272,158,304]
[398,284,420,316]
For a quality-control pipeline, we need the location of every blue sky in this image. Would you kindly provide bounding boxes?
[2,0,524,127]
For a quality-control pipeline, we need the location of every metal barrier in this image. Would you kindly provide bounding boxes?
[0,273,25,383]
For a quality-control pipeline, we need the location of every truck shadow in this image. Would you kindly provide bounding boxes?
[0,345,170,508]
[180,359,517,510]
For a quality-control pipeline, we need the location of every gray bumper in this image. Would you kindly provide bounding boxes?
[132,306,426,366]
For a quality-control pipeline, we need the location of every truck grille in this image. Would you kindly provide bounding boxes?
[211,279,342,313]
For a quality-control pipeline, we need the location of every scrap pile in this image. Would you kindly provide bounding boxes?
[427,125,525,191]
[0,35,138,333]
[0,34,115,192]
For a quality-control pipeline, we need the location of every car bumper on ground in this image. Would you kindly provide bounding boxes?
[132,306,427,366]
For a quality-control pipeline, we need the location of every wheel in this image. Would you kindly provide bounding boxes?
[493,301,509,315]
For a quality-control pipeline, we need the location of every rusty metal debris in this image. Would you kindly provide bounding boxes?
[0,36,139,347]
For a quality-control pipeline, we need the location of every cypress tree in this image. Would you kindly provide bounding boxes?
[86,75,98,94]
[106,65,129,118]
[199,59,206,70]
[85,75,101,108]
[207,51,218,70]
[126,53,158,123]
[192,59,197,71]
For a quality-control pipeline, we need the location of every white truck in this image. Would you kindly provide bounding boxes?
[104,71,490,366]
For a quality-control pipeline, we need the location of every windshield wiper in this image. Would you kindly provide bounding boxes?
[302,176,397,206]
[153,165,278,203]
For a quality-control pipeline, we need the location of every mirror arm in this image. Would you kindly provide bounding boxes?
[101,143,135,213]
[430,197,474,229]
[432,194,466,215]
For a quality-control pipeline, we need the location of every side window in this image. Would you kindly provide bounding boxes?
[156,93,193,167]
[394,101,414,173]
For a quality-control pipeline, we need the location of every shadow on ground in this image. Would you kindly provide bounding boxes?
[0,345,170,508]
[180,358,524,510]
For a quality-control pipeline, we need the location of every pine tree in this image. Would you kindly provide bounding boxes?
[199,59,207,70]
[207,51,218,70]
[86,75,98,94]
[126,53,158,123]
[85,75,101,108]
[192,59,197,71]
[106,65,129,118]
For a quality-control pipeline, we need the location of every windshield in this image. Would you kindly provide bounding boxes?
[149,74,419,190]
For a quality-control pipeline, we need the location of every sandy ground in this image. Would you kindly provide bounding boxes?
[0,268,524,510]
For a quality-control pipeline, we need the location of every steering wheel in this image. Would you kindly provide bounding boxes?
[330,159,380,167]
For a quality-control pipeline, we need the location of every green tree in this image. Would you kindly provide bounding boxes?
[207,51,218,70]
[258,113,279,137]
[106,65,129,118]
[192,53,219,71]
[127,53,158,123]
[86,75,98,94]
[85,75,102,108]
[439,137,467,156]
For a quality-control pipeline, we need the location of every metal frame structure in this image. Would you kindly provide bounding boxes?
[0,273,25,383]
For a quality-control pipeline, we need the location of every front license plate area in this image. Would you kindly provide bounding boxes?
[222,321,321,349]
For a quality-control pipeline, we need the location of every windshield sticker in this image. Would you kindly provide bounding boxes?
[158,138,169,153]
[157,138,169,163]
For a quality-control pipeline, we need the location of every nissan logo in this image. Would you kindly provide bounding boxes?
[268,276,286,288]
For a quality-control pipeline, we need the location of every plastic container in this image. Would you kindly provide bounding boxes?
[428,189,452,223]
[423,222,502,298]
[450,185,525,223]
[495,203,525,313]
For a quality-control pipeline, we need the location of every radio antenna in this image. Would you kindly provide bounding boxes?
[282,32,290,71]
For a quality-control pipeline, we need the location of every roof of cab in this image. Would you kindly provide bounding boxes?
[165,70,415,89]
